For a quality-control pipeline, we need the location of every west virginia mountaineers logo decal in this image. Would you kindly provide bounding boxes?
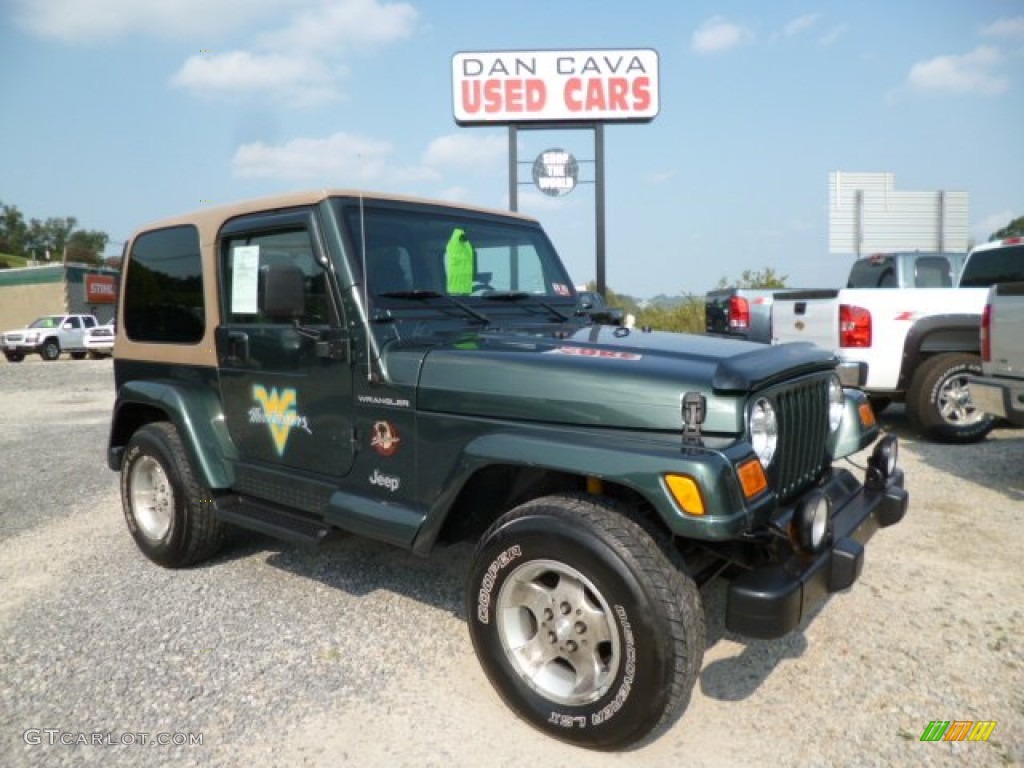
[248,385,312,456]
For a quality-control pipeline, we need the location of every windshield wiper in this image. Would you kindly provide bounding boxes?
[377,290,490,325]
[481,291,572,322]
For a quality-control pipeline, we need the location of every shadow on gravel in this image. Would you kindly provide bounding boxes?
[875,405,1024,504]
[213,530,834,705]
[697,580,826,702]
[220,528,471,618]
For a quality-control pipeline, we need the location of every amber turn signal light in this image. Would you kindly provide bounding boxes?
[737,458,768,499]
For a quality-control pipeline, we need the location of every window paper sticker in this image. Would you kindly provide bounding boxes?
[232,245,260,314]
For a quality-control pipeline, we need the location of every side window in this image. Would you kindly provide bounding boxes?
[124,225,205,343]
[222,227,331,325]
[83,316,97,328]
[66,317,81,329]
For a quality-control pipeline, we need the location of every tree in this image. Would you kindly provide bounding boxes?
[716,267,789,290]
[66,229,109,265]
[990,216,1024,241]
[0,202,28,255]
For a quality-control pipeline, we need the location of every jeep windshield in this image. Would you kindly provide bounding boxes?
[338,200,578,317]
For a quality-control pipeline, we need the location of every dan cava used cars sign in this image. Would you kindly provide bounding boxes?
[452,49,659,124]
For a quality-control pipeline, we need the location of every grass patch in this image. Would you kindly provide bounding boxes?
[0,252,32,268]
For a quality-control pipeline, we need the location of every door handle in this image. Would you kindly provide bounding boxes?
[227,330,249,361]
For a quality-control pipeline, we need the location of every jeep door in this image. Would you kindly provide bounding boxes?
[214,209,355,481]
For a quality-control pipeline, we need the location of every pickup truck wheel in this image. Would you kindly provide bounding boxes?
[121,422,225,567]
[40,339,60,361]
[70,351,87,360]
[906,353,995,443]
[4,352,24,363]
[467,493,704,750]
[868,396,891,415]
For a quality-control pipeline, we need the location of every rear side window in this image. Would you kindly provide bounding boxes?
[960,244,1024,287]
[847,257,895,288]
[124,225,205,343]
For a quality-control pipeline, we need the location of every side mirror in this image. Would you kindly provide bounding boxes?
[260,263,306,321]
[62,322,74,329]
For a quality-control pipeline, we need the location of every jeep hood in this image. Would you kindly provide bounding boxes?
[385,326,837,434]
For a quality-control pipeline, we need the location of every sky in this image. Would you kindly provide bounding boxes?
[2,0,1022,298]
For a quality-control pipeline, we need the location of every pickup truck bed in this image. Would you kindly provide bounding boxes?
[771,238,1024,442]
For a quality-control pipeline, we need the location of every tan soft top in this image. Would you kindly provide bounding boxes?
[132,189,537,245]
[117,189,536,367]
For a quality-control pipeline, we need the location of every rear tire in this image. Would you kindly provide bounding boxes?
[121,422,225,567]
[70,351,87,360]
[906,353,995,443]
[467,493,704,750]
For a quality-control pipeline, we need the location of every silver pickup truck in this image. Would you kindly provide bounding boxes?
[968,277,1024,426]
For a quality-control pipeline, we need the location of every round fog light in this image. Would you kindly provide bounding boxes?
[793,492,832,554]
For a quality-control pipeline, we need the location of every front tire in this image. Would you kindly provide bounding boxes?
[40,339,60,361]
[121,422,225,567]
[906,353,995,443]
[467,494,704,750]
[4,352,24,363]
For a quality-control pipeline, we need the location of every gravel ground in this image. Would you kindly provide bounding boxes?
[0,358,1021,768]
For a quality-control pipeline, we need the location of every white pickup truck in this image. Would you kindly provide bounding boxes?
[1,313,99,362]
[968,281,1024,426]
[771,237,1024,442]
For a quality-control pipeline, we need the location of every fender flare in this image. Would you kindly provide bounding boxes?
[108,379,237,489]
[898,313,981,391]
[411,429,754,553]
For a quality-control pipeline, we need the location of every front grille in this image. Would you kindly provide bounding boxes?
[768,376,830,501]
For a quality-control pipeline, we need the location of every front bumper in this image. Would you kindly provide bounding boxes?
[967,375,1024,426]
[725,441,908,639]
[2,341,40,353]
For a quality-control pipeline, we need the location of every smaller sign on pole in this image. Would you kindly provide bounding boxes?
[533,149,579,197]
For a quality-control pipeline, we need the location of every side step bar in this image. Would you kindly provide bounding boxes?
[214,495,332,547]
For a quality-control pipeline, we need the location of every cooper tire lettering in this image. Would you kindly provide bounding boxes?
[476,545,522,624]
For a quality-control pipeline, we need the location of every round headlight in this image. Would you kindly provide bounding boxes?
[748,397,778,467]
[828,375,844,432]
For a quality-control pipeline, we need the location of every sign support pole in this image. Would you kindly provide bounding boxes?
[509,125,518,213]
[594,122,606,297]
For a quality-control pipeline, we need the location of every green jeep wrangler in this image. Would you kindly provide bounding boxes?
[108,190,907,749]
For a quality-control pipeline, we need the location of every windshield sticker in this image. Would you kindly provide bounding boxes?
[249,385,312,455]
[369,469,401,493]
[446,228,475,295]
[231,245,260,314]
[370,421,401,456]
[548,346,642,361]
[552,283,571,296]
